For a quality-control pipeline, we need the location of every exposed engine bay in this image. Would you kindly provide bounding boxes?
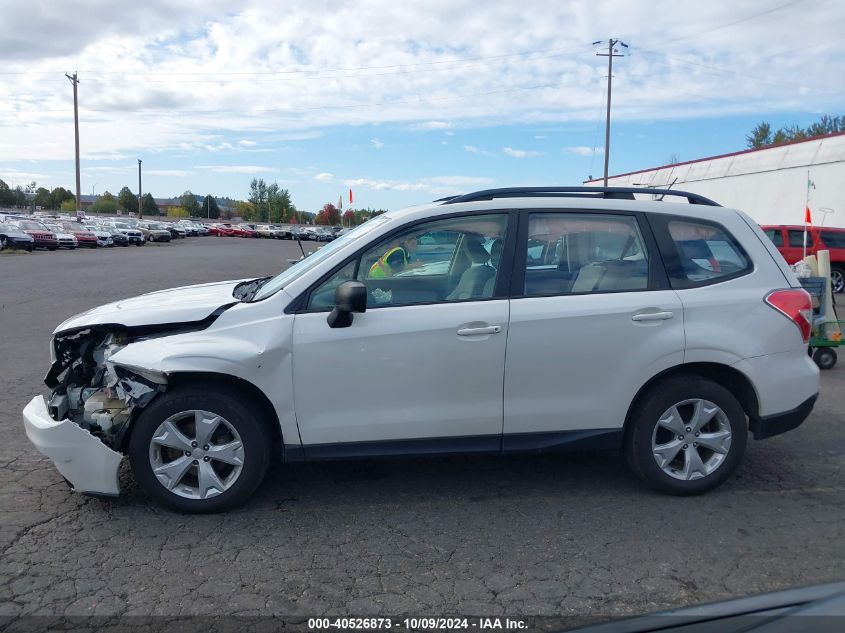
[45,328,167,451]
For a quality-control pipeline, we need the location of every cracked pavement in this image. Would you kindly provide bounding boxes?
[1,238,844,620]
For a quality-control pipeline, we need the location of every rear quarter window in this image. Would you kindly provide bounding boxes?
[655,217,752,289]
[820,231,845,249]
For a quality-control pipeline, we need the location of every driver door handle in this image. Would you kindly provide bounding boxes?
[631,311,674,322]
[457,325,502,336]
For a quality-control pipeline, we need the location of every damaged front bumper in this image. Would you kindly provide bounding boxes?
[23,395,123,496]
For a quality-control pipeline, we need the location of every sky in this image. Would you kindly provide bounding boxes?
[1,0,843,211]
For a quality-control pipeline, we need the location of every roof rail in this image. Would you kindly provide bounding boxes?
[440,186,721,207]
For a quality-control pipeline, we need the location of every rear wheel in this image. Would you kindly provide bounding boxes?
[129,385,272,513]
[813,347,837,370]
[626,375,747,495]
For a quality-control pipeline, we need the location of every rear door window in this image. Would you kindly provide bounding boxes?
[788,230,813,247]
[520,213,649,296]
[659,219,751,288]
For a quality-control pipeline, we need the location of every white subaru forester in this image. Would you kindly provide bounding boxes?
[23,187,820,512]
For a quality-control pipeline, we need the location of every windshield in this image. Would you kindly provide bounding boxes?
[17,221,47,231]
[250,215,391,301]
[114,222,130,229]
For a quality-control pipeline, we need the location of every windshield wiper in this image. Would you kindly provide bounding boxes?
[234,276,272,302]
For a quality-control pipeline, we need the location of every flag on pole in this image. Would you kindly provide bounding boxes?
[805,206,812,224]
[338,195,343,210]
[808,178,816,190]
[349,188,353,205]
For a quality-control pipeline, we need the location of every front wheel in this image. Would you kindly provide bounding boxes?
[129,385,271,512]
[626,375,747,495]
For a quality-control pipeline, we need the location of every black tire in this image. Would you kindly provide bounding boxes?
[625,375,748,496]
[831,267,845,294]
[813,347,837,370]
[48,245,58,251]
[129,385,272,513]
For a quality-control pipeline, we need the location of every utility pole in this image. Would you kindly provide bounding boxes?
[594,39,627,186]
[65,72,81,212]
[138,159,143,219]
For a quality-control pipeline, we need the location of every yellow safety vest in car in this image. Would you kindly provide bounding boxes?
[368,246,408,278]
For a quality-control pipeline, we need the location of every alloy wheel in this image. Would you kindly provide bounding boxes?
[651,399,732,481]
[148,410,244,499]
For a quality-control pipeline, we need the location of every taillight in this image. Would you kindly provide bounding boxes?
[765,289,813,343]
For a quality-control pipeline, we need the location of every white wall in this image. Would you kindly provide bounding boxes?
[590,134,845,227]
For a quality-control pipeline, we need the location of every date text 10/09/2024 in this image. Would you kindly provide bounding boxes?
[307,617,529,630]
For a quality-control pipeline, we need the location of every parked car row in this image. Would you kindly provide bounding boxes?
[206,222,351,242]
[0,213,211,252]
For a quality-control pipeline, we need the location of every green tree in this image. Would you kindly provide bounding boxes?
[233,200,255,221]
[0,179,15,206]
[91,191,118,215]
[180,190,201,216]
[267,183,294,223]
[746,122,772,148]
[746,115,845,148]
[167,205,189,218]
[13,186,27,208]
[248,178,269,221]
[34,187,52,209]
[60,199,77,212]
[141,193,159,216]
[202,195,220,219]
[50,187,75,209]
[118,186,138,213]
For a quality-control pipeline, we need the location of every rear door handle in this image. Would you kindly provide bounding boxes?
[631,311,674,322]
[457,325,502,336]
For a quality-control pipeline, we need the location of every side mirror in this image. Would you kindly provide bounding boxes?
[327,281,367,328]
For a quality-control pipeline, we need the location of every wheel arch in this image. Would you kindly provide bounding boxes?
[121,371,283,455]
[623,362,760,441]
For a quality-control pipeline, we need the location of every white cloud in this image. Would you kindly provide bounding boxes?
[1,0,842,171]
[203,142,236,152]
[503,147,540,158]
[344,175,493,195]
[463,145,495,157]
[565,146,604,157]
[370,138,385,149]
[238,139,257,147]
[415,121,452,130]
[314,172,334,181]
[146,169,192,177]
[196,165,274,173]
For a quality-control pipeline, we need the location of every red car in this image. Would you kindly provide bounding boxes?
[12,220,58,250]
[761,225,845,293]
[61,223,99,248]
[208,223,237,237]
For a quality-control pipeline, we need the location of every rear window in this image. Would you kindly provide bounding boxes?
[664,220,751,288]
[820,231,845,249]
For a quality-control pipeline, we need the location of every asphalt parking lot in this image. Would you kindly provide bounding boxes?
[1,237,845,622]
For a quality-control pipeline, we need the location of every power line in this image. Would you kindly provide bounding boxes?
[0,43,591,77]
[650,0,811,48]
[635,47,845,97]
